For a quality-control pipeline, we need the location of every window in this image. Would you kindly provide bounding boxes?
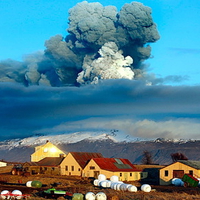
[71,166,74,171]
[189,170,193,176]
[130,173,132,177]
[65,166,68,171]
[90,166,95,170]
[78,168,81,171]
[165,170,169,177]
[120,173,122,177]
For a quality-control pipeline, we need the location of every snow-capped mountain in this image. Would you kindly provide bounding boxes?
[0,130,144,150]
[0,131,199,165]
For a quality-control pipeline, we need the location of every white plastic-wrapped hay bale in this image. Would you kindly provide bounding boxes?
[26,181,32,187]
[99,180,109,188]
[96,192,107,200]
[110,182,117,189]
[141,184,151,192]
[110,175,119,182]
[172,178,184,186]
[12,190,22,199]
[1,190,10,199]
[124,184,133,191]
[116,183,123,191]
[127,185,137,192]
[111,181,123,190]
[119,184,126,191]
[98,174,106,181]
[93,179,100,186]
[106,180,112,188]
[85,192,96,200]
[113,183,120,190]
[171,178,178,185]
[120,184,132,191]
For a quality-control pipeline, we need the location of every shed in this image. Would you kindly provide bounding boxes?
[160,160,200,185]
[23,157,65,175]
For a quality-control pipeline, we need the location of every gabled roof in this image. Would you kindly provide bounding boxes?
[34,141,66,154]
[178,160,200,170]
[70,152,103,169]
[37,157,65,166]
[92,158,142,172]
[23,162,39,166]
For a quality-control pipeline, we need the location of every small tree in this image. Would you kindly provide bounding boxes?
[171,152,188,163]
[142,150,154,165]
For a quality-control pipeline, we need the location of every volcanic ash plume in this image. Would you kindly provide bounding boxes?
[0,1,160,86]
[77,42,134,84]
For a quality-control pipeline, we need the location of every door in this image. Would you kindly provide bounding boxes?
[173,170,184,178]
[124,173,128,181]
[93,171,100,179]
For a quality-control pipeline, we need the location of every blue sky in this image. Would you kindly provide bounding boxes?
[0,0,200,141]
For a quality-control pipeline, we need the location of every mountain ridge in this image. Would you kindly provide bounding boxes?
[0,131,199,165]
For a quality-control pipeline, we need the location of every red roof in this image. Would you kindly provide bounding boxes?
[70,152,103,168]
[92,158,142,172]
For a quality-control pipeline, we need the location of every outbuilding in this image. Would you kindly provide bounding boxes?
[160,160,200,185]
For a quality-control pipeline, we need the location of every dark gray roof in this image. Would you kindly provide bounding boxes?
[178,160,200,170]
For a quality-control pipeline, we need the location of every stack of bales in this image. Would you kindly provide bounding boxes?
[1,190,22,199]
[93,174,151,193]
[85,192,107,200]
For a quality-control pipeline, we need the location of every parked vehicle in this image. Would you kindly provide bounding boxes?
[43,188,73,199]
[182,174,199,187]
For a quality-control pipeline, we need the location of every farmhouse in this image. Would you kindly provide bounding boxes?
[60,152,103,176]
[31,141,65,162]
[23,156,65,175]
[160,160,200,185]
[83,157,142,181]
[0,160,7,167]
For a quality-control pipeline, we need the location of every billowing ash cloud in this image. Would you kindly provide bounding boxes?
[0,1,159,86]
[77,42,134,84]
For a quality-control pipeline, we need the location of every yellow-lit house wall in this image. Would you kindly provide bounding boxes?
[83,159,141,181]
[60,153,82,176]
[160,162,200,185]
[0,161,7,167]
[31,141,65,162]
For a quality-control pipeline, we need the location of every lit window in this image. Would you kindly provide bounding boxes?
[44,148,48,152]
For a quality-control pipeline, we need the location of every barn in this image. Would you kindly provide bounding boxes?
[160,160,200,185]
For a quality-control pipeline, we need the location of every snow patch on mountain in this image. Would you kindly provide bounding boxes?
[0,130,143,150]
